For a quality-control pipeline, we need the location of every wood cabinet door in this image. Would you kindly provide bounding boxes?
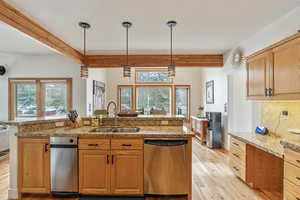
[247,51,273,99]
[18,138,50,194]
[79,150,110,194]
[272,37,300,99]
[111,150,143,195]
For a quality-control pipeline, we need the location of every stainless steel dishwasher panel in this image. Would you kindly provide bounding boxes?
[144,139,188,195]
[50,136,78,193]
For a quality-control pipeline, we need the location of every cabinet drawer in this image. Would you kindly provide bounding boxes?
[230,146,246,165]
[284,161,300,187]
[229,158,246,181]
[79,139,110,150]
[230,137,246,152]
[111,139,143,150]
[285,148,300,168]
[284,179,300,200]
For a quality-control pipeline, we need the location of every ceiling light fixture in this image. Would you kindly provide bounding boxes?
[122,21,132,78]
[167,20,177,78]
[79,22,91,79]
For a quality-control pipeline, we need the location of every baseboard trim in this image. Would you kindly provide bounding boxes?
[8,188,18,200]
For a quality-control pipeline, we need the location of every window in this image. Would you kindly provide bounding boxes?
[9,78,72,120]
[15,83,37,117]
[136,86,172,114]
[43,81,68,116]
[118,85,134,111]
[135,68,172,84]
[175,86,190,118]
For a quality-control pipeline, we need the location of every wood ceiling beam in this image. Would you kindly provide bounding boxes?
[86,54,223,68]
[0,0,84,64]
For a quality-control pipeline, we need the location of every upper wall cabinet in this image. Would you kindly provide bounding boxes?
[247,51,273,99]
[246,33,300,100]
[272,38,300,99]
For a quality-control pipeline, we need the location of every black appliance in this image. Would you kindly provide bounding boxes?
[206,112,222,148]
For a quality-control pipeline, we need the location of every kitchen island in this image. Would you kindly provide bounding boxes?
[4,115,194,200]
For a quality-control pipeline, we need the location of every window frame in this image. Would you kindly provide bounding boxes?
[135,85,173,115]
[173,85,191,121]
[8,78,72,120]
[117,85,135,111]
[117,84,191,120]
[135,68,173,84]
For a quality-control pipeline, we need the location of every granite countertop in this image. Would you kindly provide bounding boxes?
[280,140,300,153]
[15,126,194,138]
[229,132,284,158]
[3,115,185,126]
[191,116,209,121]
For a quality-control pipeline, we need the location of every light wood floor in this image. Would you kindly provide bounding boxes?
[0,140,269,200]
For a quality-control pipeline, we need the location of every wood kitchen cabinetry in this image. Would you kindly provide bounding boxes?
[18,138,50,194]
[247,33,300,100]
[229,136,283,200]
[111,150,143,194]
[79,150,111,194]
[229,137,246,181]
[79,138,144,195]
[283,148,300,200]
[247,51,273,99]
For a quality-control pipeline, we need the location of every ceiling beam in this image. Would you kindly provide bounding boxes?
[86,54,223,68]
[0,0,83,64]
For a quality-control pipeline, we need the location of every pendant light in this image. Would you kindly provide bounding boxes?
[122,21,132,78]
[167,21,177,78]
[79,22,91,79]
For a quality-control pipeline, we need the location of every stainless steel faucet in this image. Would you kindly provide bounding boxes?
[107,101,118,127]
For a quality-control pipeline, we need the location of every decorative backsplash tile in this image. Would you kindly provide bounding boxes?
[262,102,300,141]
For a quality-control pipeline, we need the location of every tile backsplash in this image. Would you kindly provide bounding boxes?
[262,102,300,140]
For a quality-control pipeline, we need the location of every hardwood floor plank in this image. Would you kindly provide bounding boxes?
[0,140,270,200]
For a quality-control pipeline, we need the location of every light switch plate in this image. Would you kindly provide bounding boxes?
[161,121,169,125]
[55,121,65,127]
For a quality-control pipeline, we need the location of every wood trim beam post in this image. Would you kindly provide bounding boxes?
[0,0,84,64]
[86,55,223,68]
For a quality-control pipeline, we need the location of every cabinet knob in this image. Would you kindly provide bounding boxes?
[265,88,268,97]
[233,153,240,158]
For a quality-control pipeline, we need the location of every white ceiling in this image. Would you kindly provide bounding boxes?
[0,22,54,55]
[2,0,300,55]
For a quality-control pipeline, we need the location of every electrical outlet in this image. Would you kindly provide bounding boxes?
[55,121,65,127]
[161,121,169,125]
[83,120,91,125]
[281,110,288,120]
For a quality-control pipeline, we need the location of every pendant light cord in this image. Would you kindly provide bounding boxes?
[170,25,173,66]
[83,27,86,57]
[126,26,129,66]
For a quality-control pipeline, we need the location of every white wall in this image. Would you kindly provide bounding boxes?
[226,6,300,133]
[200,68,229,148]
[0,54,87,121]
[106,67,204,116]
[86,68,107,116]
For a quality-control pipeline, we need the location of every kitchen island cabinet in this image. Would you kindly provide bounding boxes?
[18,137,50,195]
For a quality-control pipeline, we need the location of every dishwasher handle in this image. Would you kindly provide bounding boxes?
[144,140,187,146]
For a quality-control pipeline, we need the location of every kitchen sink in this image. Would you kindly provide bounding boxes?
[89,127,140,133]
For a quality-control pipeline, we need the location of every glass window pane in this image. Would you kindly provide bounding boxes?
[120,88,132,111]
[137,87,171,114]
[136,71,170,83]
[16,84,37,117]
[176,88,189,117]
[44,83,67,116]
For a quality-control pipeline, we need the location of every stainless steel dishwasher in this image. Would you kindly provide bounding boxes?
[144,138,188,195]
[50,136,78,196]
